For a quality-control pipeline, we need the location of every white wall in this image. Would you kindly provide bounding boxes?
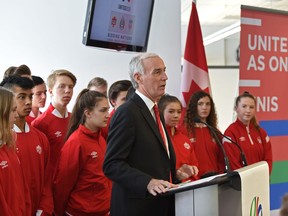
[0,0,181,110]
[0,0,239,131]
[209,68,239,132]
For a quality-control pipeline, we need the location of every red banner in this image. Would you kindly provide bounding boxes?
[240,6,288,120]
[240,5,288,211]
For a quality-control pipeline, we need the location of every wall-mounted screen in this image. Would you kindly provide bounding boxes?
[82,0,155,52]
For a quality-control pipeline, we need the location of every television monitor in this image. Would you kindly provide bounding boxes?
[82,0,155,52]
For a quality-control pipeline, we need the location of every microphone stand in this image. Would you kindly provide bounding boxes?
[211,129,247,167]
[208,125,231,174]
[194,117,247,167]
[193,118,231,174]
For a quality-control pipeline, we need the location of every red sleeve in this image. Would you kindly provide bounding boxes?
[188,141,198,167]
[31,111,51,135]
[0,188,13,216]
[53,137,81,216]
[38,132,54,215]
[188,145,199,181]
[31,118,46,133]
[0,151,32,216]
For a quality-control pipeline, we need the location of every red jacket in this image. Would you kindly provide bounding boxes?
[32,104,70,175]
[14,123,53,215]
[166,126,199,181]
[182,125,223,177]
[223,119,273,174]
[0,145,31,216]
[53,124,111,216]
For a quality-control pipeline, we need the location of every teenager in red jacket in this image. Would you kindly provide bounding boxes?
[32,70,77,176]
[223,92,272,174]
[101,79,132,140]
[0,87,31,216]
[26,75,47,124]
[182,90,223,177]
[1,76,53,215]
[53,89,111,216]
[158,94,199,181]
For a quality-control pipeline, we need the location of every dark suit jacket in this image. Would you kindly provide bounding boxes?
[103,93,177,216]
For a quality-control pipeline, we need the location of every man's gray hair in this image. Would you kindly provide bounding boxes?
[129,53,160,89]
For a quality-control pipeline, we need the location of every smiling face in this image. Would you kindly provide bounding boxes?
[235,97,256,125]
[163,102,182,127]
[49,75,74,108]
[135,56,168,102]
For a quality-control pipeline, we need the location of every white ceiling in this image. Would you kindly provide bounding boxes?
[181,0,288,37]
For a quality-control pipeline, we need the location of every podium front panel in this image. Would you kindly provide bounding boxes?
[175,185,219,216]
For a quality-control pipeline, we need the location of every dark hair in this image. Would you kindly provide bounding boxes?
[32,75,45,86]
[13,64,31,77]
[158,94,182,114]
[3,66,17,78]
[108,80,132,106]
[184,90,218,135]
[235,91,256,108]
[0,75,35,90]
[235,91,260,130]
[125,86,136,100]
[3,64,31,79]
[66,89,107,140]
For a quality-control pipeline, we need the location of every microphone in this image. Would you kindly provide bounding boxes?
[193,117,231,174]
[194,117,247,167]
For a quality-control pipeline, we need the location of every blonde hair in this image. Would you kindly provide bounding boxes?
[0,87,16,148]
[47,69,77,89]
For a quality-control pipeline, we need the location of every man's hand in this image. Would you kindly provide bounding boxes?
[176,164,199,181]
[147,179,176,196]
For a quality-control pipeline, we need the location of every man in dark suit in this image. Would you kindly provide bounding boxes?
[103,53,194,216]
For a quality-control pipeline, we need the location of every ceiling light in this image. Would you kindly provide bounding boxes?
[203,21,240,46]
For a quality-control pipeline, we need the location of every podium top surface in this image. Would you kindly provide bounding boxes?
[164,162,268,195]
[165,172,238,195]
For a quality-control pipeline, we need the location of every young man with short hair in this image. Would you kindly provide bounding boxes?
[26,75,47,124]
[87,76,108,96]
[32,69,77,175]
[101,80,132,139]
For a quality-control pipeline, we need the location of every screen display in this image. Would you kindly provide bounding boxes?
[83,0,154,52]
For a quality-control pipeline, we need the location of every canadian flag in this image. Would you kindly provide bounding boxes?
[180,1,210,108]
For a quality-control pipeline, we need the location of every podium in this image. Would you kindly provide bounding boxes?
[166,161,270,216]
